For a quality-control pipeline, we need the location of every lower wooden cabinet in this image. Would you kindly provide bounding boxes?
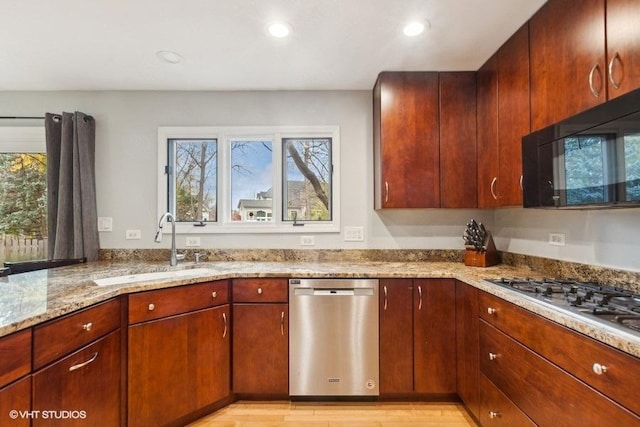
[480,320,640,426]
[128,305,230,427]
[479,373,535,427]
[379,279,456,396]
[232,303,289,395]
[0,376,31,427]
[33,330,121,427]
[455,281,480,420]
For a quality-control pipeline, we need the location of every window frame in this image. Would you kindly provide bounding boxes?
[157,126,340,234]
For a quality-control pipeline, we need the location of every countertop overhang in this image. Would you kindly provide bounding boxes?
[1,260,639,358]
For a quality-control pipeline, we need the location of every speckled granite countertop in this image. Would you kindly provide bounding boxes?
[2,260,639,359]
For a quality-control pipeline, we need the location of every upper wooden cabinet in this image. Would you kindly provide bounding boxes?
[477,24,530,208]
[606,0,640,99]
[529,0,607,131]
[374,72,440,208]
[373,72,476,209]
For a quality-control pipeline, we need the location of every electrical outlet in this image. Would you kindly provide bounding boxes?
[186,236,201,247]
[98,217,113,232]
[300,236,315,246]
[125,229,141,240]
[344,226,365,242]
[548,232,566,246]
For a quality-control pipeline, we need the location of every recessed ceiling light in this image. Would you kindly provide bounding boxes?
[156,50,183,64]
[267,22,293,38]
[403,20,429,37]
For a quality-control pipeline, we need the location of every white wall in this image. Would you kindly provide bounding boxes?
[2,90,638,272]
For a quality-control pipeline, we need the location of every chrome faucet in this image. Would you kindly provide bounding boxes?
[154,212,185,266]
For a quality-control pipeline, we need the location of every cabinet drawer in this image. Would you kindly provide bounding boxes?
[129,280,229,324]
[479,290,640,416]
[232,278,288,303]
[480,320,640,427]
[34,298,120,369]
[0,329,31,387]
[479,373,536,427]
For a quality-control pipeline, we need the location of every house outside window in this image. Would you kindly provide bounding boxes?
[158,126,340,234]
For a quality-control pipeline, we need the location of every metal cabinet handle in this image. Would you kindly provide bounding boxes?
[385,181,389,203]
[592,362,608,375]
[489,411,500,419]
[212,291,217,299]
[417,285,423,311]
[487,307,497,315]
[383,285,388,311]
[489,352,498,361]
[520,175,523,190]
[280,311,285,335]
[257,287,263,295]
[608,52,622,90]
[69,352,98,372]
[222,312,227,338]
[148,303,155,311]
[588,63,602,98]
[82,322,93,331]
[490,177,498,200]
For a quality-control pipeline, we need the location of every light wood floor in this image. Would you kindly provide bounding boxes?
[187,401,477,427]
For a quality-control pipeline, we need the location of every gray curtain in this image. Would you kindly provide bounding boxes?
[45,112,100,261]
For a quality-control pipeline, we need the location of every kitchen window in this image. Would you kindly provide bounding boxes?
[0,127,47,263]
[158,126,340,233]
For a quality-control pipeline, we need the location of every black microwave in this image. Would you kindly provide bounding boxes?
[522,88,640,209]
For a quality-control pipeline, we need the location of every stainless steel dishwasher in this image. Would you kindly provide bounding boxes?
[289,278,379,397]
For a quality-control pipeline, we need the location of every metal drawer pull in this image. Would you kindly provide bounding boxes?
[520,175,523,190]
[608,52,622,89]
[489,411,500,419]
[280,311,285,335]
[417,285,423,310]
[490,177,498,200]
[222,312,227,338]
[82,322,93,331]
[383,285,388,311]
[588,63,602,98]
[489,352,498,361]
[592,363,608,375]
[69,352,98,372]
[257,287,263,295]
[487,307,497,315]
[148,303,155,311]
[212,291,217,299]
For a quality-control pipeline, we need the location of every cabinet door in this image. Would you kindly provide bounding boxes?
[33,330,120,427]
[232,303,288,395]
[439,72,477,208]
[455,281,480,419]
[373,72,440,208]
[530,0,606,131]
[128,306,230,427]
[477,54,500,208]
[497,23,529,207]
[379,279,414,394]
[0,376,30,427]
[606,0,640,98]
[414,279,456,393]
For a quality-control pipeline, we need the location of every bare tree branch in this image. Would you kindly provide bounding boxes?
[287,143,329,209]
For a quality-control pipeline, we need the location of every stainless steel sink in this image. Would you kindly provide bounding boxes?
[93,268,215,286]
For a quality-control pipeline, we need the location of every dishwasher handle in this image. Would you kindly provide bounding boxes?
[293,288,374,296]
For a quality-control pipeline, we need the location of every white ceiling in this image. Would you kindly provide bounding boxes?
[0,0,546,91]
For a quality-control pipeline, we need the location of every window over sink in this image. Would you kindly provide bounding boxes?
[158,126,340,234]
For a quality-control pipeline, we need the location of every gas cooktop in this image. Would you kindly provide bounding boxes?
[485,277,640,337]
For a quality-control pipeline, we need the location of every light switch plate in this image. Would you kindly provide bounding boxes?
[98,217,113,232]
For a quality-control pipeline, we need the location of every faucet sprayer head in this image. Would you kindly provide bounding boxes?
[154,227,163,243]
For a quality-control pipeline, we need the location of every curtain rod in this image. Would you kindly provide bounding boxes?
[0,116,45,120]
